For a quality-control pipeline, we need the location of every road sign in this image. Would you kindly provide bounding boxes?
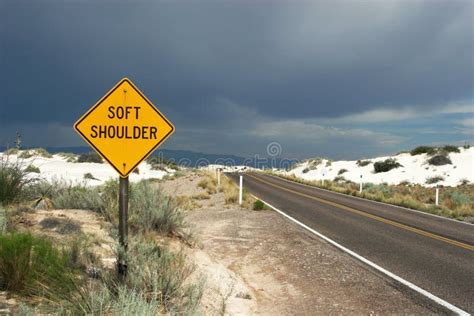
[74,78,175,177]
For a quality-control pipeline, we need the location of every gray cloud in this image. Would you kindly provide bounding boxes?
[1,0,472,158]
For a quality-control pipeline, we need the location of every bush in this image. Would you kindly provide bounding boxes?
[427,154,451,166]
[25,165,40,173]
[373,159,402,173]
[0,156,30,204]
[122,237,202,314]
[426,176,444,184]
[463,144,470,149]
[338,168,348,175]
[77,152,103,163]
[0,233,75,297]
[83,172,97,180]
[442,145,460,153]
[129,181,185,235]
[253,200,265,210]
[410,146,437,156]
[53,183,104,212]
[302,168,310,173]
[356,160,371,167]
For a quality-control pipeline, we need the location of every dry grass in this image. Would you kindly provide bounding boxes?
[276,173,474,222]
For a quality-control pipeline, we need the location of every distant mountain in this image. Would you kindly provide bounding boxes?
[0,146,297,169]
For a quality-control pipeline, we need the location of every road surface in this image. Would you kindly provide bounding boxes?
[229,172,474,313]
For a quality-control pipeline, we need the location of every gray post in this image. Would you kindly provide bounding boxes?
[118,176,129,276]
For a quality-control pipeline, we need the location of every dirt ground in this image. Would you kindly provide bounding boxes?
[161,172,435,315]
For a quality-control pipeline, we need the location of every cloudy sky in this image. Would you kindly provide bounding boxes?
[1,0,473,160]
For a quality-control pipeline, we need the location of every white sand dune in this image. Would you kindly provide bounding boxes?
[285,147,474,187]
[0,152,171,186]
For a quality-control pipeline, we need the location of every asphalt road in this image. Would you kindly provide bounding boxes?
[228,172,474,313]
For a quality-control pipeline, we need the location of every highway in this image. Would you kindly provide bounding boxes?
[228,172,474,314]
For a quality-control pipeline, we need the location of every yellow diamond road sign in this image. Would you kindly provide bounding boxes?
[74,78,175,177]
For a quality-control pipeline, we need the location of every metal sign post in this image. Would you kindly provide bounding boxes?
[118,176,129,276]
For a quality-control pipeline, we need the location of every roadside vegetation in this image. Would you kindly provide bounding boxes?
[0,154,203,314]
[272,173,474,222]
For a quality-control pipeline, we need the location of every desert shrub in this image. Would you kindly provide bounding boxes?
[33,148,53,158]
[373,159,402,173]
[147,156,179,171]
[4,148,19,155]
[0,156,30,204]
[442,145,460,153]
[197,176,217,194]
[427,154,451,166]
[410,146,436,156]
[77,152,103,163]
[0,233,75,297]
[253,200,265,210]
[100,179,119,223]
[53,183,104,212]
[338,168,348,175]
[356,160,371,167]
[129,181,185,235]
[463,143,470,149]
[83,172,97,180]
[302,168,310,173]
[123,237,203,314]
[333,176,346,183]
[459,178,470,185]
[443,191,471,207]
[426,176,444,184]
[18,150,34,159]
[24,164,40,173]
[325,160,332,167]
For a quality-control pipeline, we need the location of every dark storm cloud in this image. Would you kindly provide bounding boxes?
[1,0,473,158]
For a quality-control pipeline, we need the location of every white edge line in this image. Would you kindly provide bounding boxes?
[261,172,473,226]
[250,193,470,316]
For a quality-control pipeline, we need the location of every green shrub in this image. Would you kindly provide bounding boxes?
[253,200,265,210]
[24,165,40,173]
[124,237,202,314]
[373,159,402,173]
[410,146,437,156]
[443,191,471,207]
[302,168,310,173]
[5,148,19,155]
[356,160,371,167]
[442,145,460,153]
[426,176,444,184]
[333,176,346,182]
[53,183,104,212]
[0,233,75,297]
[18,151,34,159]
[427,154,451,166]
[463,143,470,149]
[83,172,97,180]
[77,152,103,163]
[338,168,348,175]
[129,181,185,235]
[34,148,53,158]
[0,156,30,204]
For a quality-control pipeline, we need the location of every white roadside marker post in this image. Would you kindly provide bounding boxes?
[435,186,439,206]
[239,175,243,205]
[360,175,363,193]
[217,169,221,187]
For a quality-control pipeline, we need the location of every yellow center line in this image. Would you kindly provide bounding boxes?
[247,174,474,252]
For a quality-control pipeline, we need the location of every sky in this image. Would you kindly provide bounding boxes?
[1,0,473,160]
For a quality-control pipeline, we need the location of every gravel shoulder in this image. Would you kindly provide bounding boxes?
[161,172,434,315]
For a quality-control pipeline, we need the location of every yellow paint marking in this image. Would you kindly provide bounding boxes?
[247,174,474,252]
